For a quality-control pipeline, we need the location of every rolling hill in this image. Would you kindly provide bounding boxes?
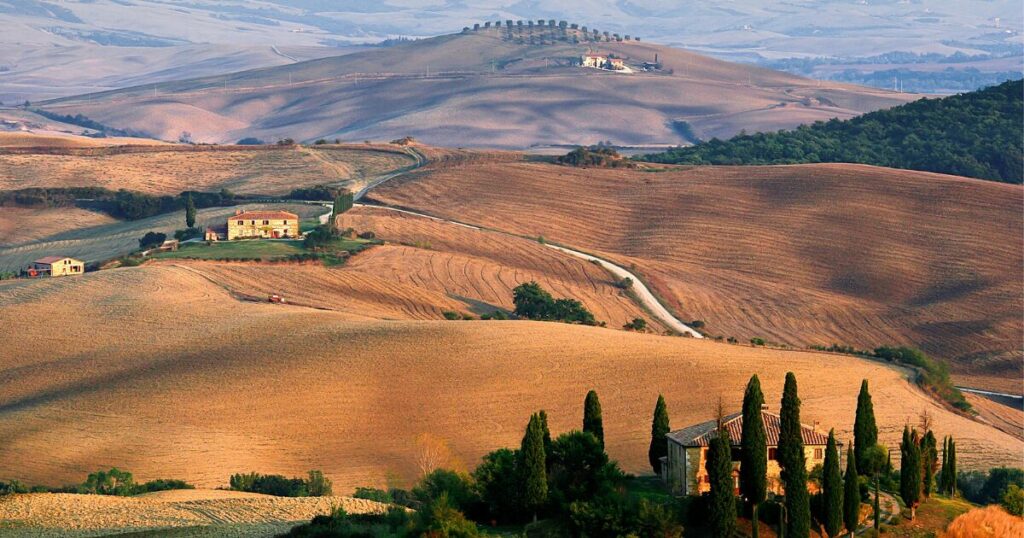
[366,157,1024,394]
[0,265,1018,494]
[36,27,919,148]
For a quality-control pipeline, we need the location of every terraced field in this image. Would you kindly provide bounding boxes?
[0,144,415,195]
[0,265,1018,494]
[0,203,324,272]
[367,159,1024,393]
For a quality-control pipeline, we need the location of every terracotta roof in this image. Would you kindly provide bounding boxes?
[666,410,830,448]
[33,256,75,264]
[230,210,299,221]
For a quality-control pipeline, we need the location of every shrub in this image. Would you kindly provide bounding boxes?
[412,469,478,512]
[357,231,375,240]
[480,310,509,320]
[229,471,331,497]
[615,277,633,289]
[1003,484,1024,516]
[623,318,647,331]
[442,311,461,320]
[750,337,766,346]
[173,227,202,241]
[512,282,597,326]
[353,486,392,503]
[557,146,635,168]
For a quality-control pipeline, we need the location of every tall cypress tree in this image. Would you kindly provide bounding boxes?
[706,423,737,538]
[519,413,548,520]
[185,194,196,229]
[778,372,810,538]
[938,436,948,494]
[948,438,957,496]
[822,429,843,538]
[854,380,878,476]
[920,430,937,497]
[843,446,860,537]
[583,390,604,447]
[538,410,552,457]
[648,395,670,474]
[740,375,767,512]
[900,426,922,520]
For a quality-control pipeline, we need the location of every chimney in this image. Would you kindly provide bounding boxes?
[813,420,820,432]
[760,403,769,410]
[235,209,243,215]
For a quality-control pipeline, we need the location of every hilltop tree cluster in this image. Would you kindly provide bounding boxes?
[643,79,1023,183]
[512,281,598,326]
[463,19,640,46]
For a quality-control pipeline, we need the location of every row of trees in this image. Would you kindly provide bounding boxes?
[229,470,332,497]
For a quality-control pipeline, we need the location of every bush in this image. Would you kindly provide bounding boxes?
[138,232,167,249]
[750,337,766,346]
[480,310,509,320]
[615,277,633,289]
[1003,484,1024,516]
[959,467,1024,505]
[353,486,392,503]
[173,227,202,241]
[512,282,598,326]
[442,311,462,320]
[229,470,332,497]
[357,231,375,240]
[412,469,479,512]
[623,318,647,331]
[557,146,635,168]
[873,346,971,411]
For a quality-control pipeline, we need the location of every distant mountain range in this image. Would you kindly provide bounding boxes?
[33,27,919,148]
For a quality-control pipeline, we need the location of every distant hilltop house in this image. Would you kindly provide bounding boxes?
[227,210,300,240]
[25,256,84,278]
[579,54,626,71]
[661,406,832,496]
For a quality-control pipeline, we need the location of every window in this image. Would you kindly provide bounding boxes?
[263,220,269,225]
[814,448,823,459]
[251,220,256,225]
[768,448,777,460]
[237,221,244,225]
[283,220,288,224]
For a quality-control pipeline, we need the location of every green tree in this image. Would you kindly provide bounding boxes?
[706,423,737,538]
[519,413,548,520]
[1002,484,1024,516]
[920,430,937,497]
[547,430,616,508]
[332,191,354,227]
[778,372,810,538]
[538,409,552,457]
[473,448,519,522]
[648,395,670,474]
[854,380,878,476]
[900,426,922,520]
[740,375,768,513]
[419,492,480,537]
[583,390,604,447]
[185,193,196,228]
[821,430,843,538]
[843,447,860,537]
[306,470,332,496]
[947,438,957,495]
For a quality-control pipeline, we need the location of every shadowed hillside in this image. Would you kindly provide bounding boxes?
[37,27,918,148]
[367,158,1024,393]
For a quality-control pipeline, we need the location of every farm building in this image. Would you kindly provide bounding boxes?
[661,406,832,496]
[580,54,626,70]
[204,227,223,241]
[25,256,84,278]
[227,210,299,240]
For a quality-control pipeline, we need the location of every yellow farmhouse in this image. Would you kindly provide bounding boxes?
[661,406,832,496]
[227,210,300,240]
[28,256,84,277]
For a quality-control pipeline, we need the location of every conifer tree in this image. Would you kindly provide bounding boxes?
[538,409,552,456]
[947,437,957,495]
[583,390,604,447]
[920,430,937,497]
[706,422,737,538]
[854,380,878,476]
[822,429,843,538]
[843,446,860,537]
[938,436,949,494]
[648,395,670,474]
[741,375,768,513]
[778,372,810,538]
[185,194,196,229]
[900,426,922,520]
[519,413,547,520]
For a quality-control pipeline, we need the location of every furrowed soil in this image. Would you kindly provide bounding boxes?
[366,159,1024,394]
[0,265,1018,496]
[0,144,415,195]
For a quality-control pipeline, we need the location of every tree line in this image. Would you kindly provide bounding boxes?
[642,79,1023,184]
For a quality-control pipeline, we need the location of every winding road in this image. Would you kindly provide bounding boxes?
[321,151,704,337]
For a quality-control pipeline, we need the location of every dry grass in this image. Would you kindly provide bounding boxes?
[0,131,169,148]
[965,393,1024,440]
[38,31,917,147]
[368,159,1024,393]
[0,203,325,272]
[0,265,1018,493]
[0,145,414,195]
[0,490,388,536]
[941,505,1024,538]
[0,207,116,248]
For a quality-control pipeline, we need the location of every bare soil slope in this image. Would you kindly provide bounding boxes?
[0,144,415,196]
[0,265,1018,493]
[38,29,917,148]
[367,159,1024,393]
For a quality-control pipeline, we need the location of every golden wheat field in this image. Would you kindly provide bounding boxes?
[0,207,116,248]
[0,131,170,148]
[0,265,1018,494]
[0,144,415,195]
[0,489,389,536]
[368,159,1024,393]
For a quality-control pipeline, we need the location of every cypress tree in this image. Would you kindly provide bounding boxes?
[843,447,860,537]
[648,395,670,474]
[948,438,957,496]
[538,410,552,457]
[853,380,878,476]
[185,194,196,228]
[740,375,768,513]
[920,430,937,497]
[900,426,922,520]
[778,372,810,538]
[519,413,548,520]
[822,429,843,538]
[938,436,948,494]
[873,478,880,531]
[583,390,604,447]
[706,423,737,538]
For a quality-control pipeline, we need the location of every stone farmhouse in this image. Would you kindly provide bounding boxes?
[26,256,84,277]
[580,54,626,71]
[227,210,300,240]
[661,406,832,496]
